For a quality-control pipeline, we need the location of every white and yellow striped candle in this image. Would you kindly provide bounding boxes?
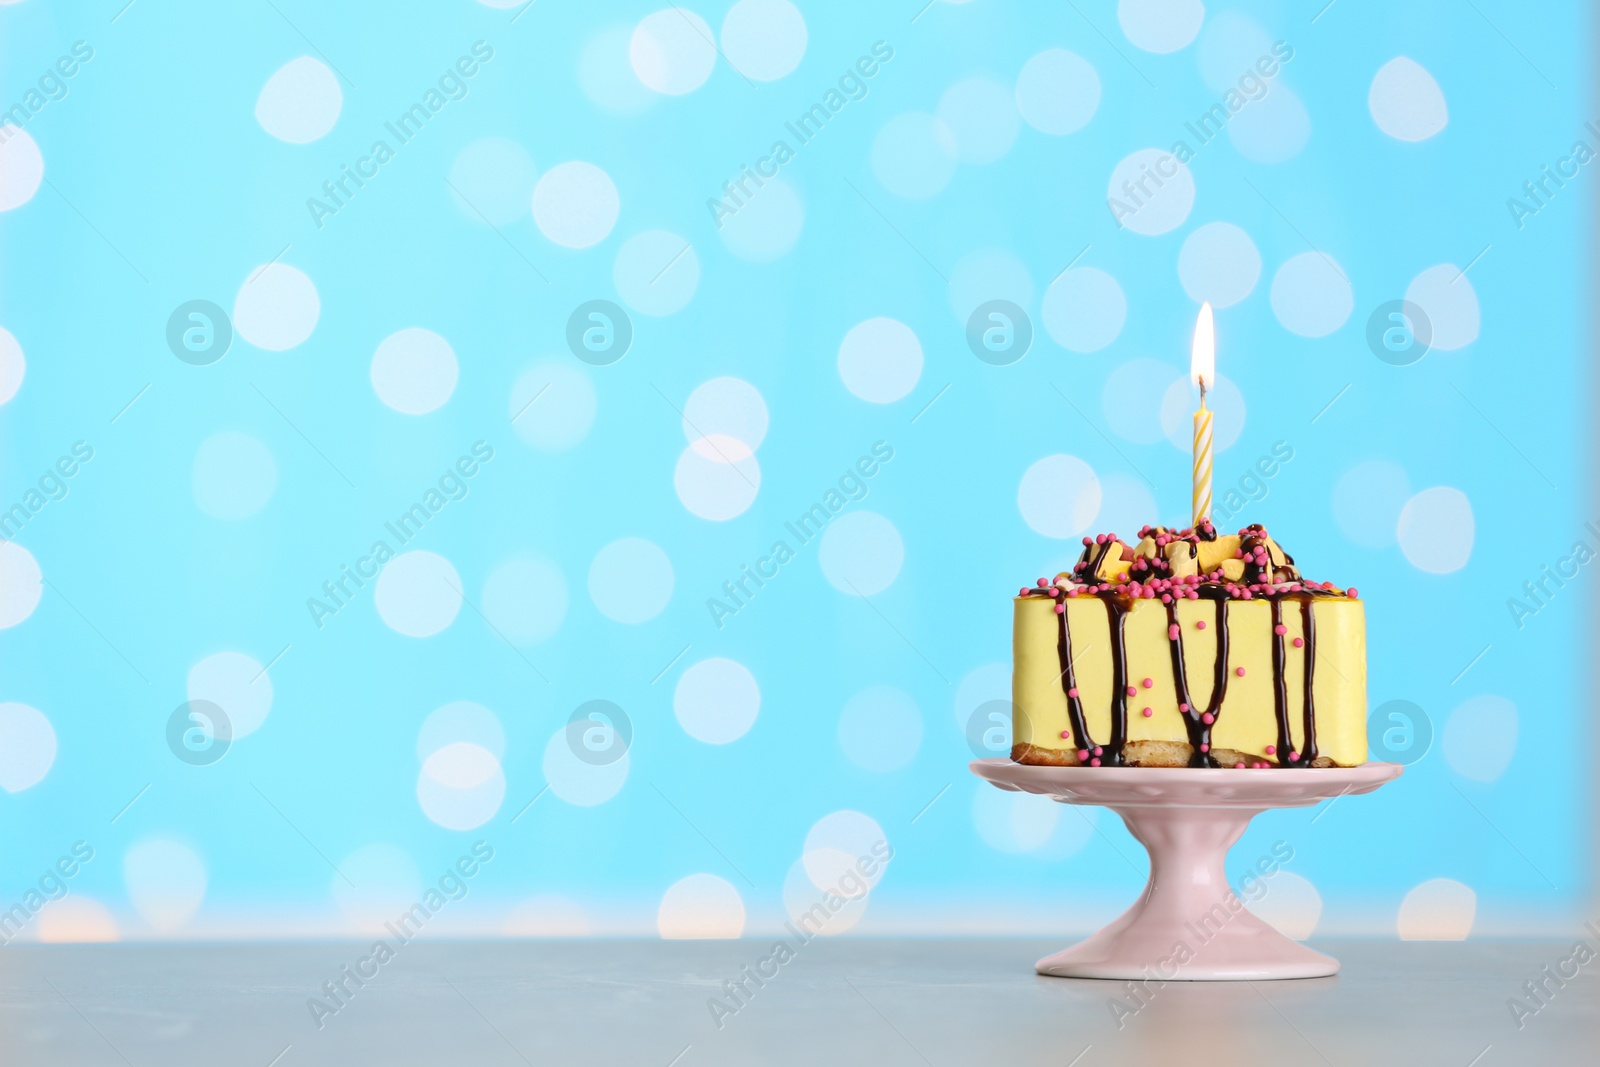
[1190,302,1215,527]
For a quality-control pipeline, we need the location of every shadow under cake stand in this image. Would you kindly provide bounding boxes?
[970,759,1403,981]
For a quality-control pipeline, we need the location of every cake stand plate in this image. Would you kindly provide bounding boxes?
[969,759,1403,981]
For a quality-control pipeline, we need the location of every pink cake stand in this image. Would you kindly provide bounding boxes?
[970,759,1403,981]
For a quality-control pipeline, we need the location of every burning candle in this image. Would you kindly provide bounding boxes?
[1191,302,1215,527]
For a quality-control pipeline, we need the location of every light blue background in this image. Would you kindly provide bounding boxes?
[0,0,1589,939]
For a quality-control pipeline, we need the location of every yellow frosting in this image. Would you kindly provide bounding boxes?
[1012,594,1367,764]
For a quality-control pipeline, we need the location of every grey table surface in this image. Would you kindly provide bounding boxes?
[2,938,1595,1066]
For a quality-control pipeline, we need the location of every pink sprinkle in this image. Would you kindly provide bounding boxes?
[1202,713,1214,725]
[1054,603,1066,614]
[1169,624,1180,640]
[1036,578,1049,588]
[1179,702,1189,712]
[1234,761,1246,768]
[1093,746,1103,756]
[1096,533,1108,544]
[1289,751,1300,762]
[1196,620,1207,630]
[1049,587,1061,597]
[1076,749,1089,760]
[1235,666,1246,677]
[1018,587,1030,597]
[1067,688,1079,699]
[1141,677,1154,689]
[1090,758,1102,766]
[1067,588,1080,598]
[1265,745,1276,755]
[1199,743,1209,752]
[1162,594,1173,605]
[1125,686,1137,697]
[1292,637,1304,648]
[1274,624,1287,636]
[1082,536,1093,546]
[1348,587,1359,599]
[1141,707,1153,717]
[1060,730,1072,739]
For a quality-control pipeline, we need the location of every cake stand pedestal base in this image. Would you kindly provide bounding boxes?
[969,759,1403,981]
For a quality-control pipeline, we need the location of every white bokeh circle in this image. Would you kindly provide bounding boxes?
[782,857,868,934]
[371,328,459,415]
[720,0,807,81]
[1097,472,1163,538]
[803,810,888,895]
[36,899,120,944]
[510,362,597,451]
[1178,222,1261,308]
[1397,487,1474,574]
[1042,267,1126,352]
[1159,373,1245,453]
[234,264,320,351]
[631,9,718,96]
[532,162,620,249]
[0,125,44,211]
[254,57,342,144]
[123,839,207,933]
[192,432,278,520]
[1246,871,1323,941]
[675,436,761,521]
[374,550,464,637]
[542,727,629,806]
[1441,694,1517,783]
[1369,57,1448,142]
[937,77,1020,165]
[418,742,506,830]
[657,873,745,938]
[1018,454,1101,538]
[717,177,804,262]
[1107,148,1195,236]
[870,113,958,200]
[683,377,768,450]
[588,537,674,623]
[482,557,568,645]
[0,326,23,403]
[1397,878,1475,940]
[1269,253,1353,338]
[837,686,922,773]
[614,230,700,316]
[0,703,56,792]
[580,25,657,116]
[1331,460,1410,549]
[954,662,1009,729]
[1405,265,1480,351]
[0,541,43,629]
[972,784,1059,853]
[448,137,537,226]
[187,651,273,739]
[838,317,922,403]
[818,511,905,596]
[418,701,505,762]
[1014,49,1100,135]
[1195,10,1273,94]
[674,658,761,744]
[1118,0,1205,54]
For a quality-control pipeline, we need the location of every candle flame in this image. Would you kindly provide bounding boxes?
[1191,301,1215,395]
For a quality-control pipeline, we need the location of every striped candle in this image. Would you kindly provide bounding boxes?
[1193,401,1213,525]
[1190,302,1215,527]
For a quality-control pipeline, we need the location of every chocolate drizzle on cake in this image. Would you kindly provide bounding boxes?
[1021,521,1353,769]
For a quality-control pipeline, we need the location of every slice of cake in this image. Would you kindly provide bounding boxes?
[1012,522,1366,768]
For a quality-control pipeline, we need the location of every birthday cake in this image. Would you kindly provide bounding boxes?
[1011,522,1366,768]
